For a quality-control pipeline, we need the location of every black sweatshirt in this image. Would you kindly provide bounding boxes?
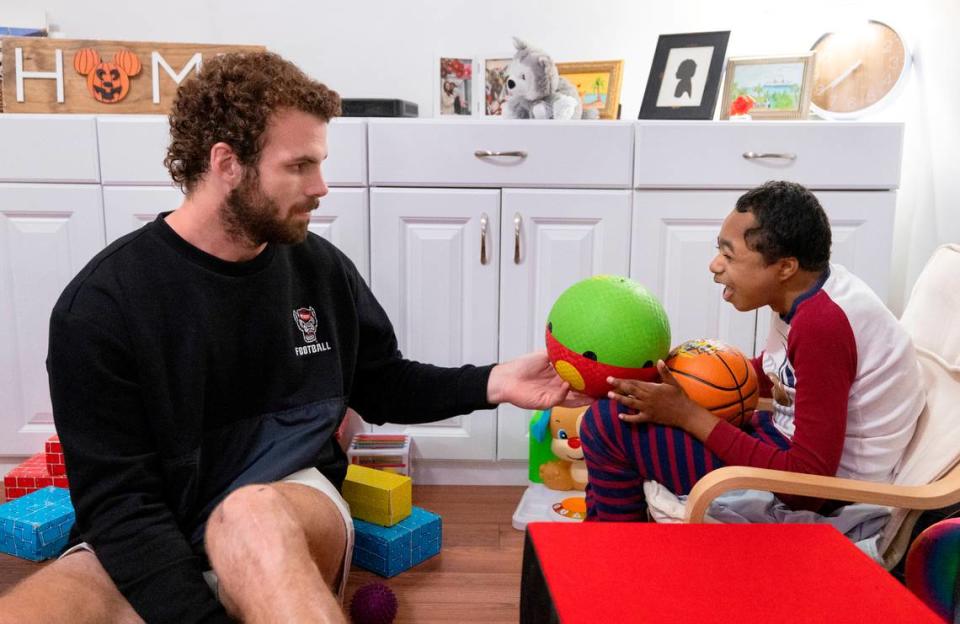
[47,213,494,623]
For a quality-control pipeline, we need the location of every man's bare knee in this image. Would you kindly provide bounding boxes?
[206,484,305,569]
[206,483,347,591]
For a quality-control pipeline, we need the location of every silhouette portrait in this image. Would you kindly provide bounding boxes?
[674,58,697,98]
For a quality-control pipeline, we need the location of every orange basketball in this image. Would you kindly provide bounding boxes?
[665,339,759,426]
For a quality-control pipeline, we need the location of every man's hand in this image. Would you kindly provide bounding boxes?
[487,351,592,409]
[607,360,720,441]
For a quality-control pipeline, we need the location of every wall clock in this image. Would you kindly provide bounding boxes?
[810,20,910,119]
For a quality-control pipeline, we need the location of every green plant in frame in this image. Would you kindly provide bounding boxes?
[593,75,606,104]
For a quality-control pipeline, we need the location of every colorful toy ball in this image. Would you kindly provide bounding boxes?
[546,275,671,398]
[349,582,398,624]
[664,339,759,426]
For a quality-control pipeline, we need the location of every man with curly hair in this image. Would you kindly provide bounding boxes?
[581,181,924,521]
[0,51,587,623]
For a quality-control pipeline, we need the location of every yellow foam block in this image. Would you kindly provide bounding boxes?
[342,464,412,527]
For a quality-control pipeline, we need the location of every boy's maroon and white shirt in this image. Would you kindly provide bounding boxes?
[707,263,925,483]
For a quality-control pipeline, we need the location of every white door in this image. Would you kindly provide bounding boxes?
[497,189,632,460]
[755,190,897,347]
[369,188,500,460]
[0,184,105,455]
[631,191,758,356]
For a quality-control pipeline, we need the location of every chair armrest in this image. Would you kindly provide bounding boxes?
[684,465,960,523]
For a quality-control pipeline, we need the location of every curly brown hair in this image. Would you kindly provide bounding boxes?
[164,51,341,194]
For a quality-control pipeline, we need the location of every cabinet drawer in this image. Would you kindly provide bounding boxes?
[369,119,634,188]
[97,116,367,186]
[634,121,903,190]
[98,116,171,185]
[0,115,100,182]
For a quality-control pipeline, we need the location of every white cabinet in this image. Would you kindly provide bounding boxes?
[369,187,631,461]
[0,115,905,480]
[368,120,635,461]
[631,121,903,357]
[0,184,105,454]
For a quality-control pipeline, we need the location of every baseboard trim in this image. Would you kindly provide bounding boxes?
[410,460,528,485]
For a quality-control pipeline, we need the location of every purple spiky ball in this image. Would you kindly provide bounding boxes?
[349,582,398,624]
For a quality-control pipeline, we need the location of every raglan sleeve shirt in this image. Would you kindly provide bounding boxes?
[705,297,858,478]
[48,284,232,624]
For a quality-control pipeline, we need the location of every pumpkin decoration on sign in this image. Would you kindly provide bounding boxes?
[73,48,142,103]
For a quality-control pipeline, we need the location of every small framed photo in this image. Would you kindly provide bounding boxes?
[556,60,624,119]
[718,54,817,120]
[436,56,476,116]
[482,57,511,116]
[638,31,730,120]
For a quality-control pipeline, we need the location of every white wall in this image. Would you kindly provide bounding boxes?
[5,0,959,311]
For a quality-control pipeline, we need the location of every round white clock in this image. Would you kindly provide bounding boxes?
[810,20,911,119]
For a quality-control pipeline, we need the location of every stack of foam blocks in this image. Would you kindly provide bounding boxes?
[4,435,69,500]
[0,435,75,561]
[341,464,441,577]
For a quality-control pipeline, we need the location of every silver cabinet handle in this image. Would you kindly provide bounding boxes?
[480,213,488,265]
[475,150,528,159]
[742,151,797,161]
[513,213,522,264]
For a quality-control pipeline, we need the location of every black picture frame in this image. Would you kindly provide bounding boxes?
[638,31,730,120]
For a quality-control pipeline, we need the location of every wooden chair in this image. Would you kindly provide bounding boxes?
[682,244,960,570]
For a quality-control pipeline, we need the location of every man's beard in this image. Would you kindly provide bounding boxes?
[220,167,318,246]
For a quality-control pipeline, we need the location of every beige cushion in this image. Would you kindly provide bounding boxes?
[879,244,960,556]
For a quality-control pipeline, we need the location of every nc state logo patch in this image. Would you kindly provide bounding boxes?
[293,306,318,343]
[292,306,332,356]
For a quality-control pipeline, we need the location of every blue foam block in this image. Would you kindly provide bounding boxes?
[352,506,441,577]
[0,486,75,562]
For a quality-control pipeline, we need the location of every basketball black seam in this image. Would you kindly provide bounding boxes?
[670,367,744,391]
[706,385,759,411]
[716,350,749,424]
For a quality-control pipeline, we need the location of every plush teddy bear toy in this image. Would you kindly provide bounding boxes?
[503,37,585,120]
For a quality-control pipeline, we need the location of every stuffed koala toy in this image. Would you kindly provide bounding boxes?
[503,37,585,120]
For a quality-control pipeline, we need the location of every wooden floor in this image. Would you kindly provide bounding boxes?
[0,485,527,623]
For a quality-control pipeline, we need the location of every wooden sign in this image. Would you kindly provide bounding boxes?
[1,37,265,114]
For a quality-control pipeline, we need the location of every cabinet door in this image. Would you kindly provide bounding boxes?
[497,189,632,460]
[755,190,897,347]
[308,188,369,281]
[103,186,183,242]
[103,187,370,280]
[369,188,500,460]
[631,191,758,356]
[0,184,105,455]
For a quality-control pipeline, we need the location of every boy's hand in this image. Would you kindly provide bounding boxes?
[607,361,719,440]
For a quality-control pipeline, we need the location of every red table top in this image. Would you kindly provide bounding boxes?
[527,523,942,623]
